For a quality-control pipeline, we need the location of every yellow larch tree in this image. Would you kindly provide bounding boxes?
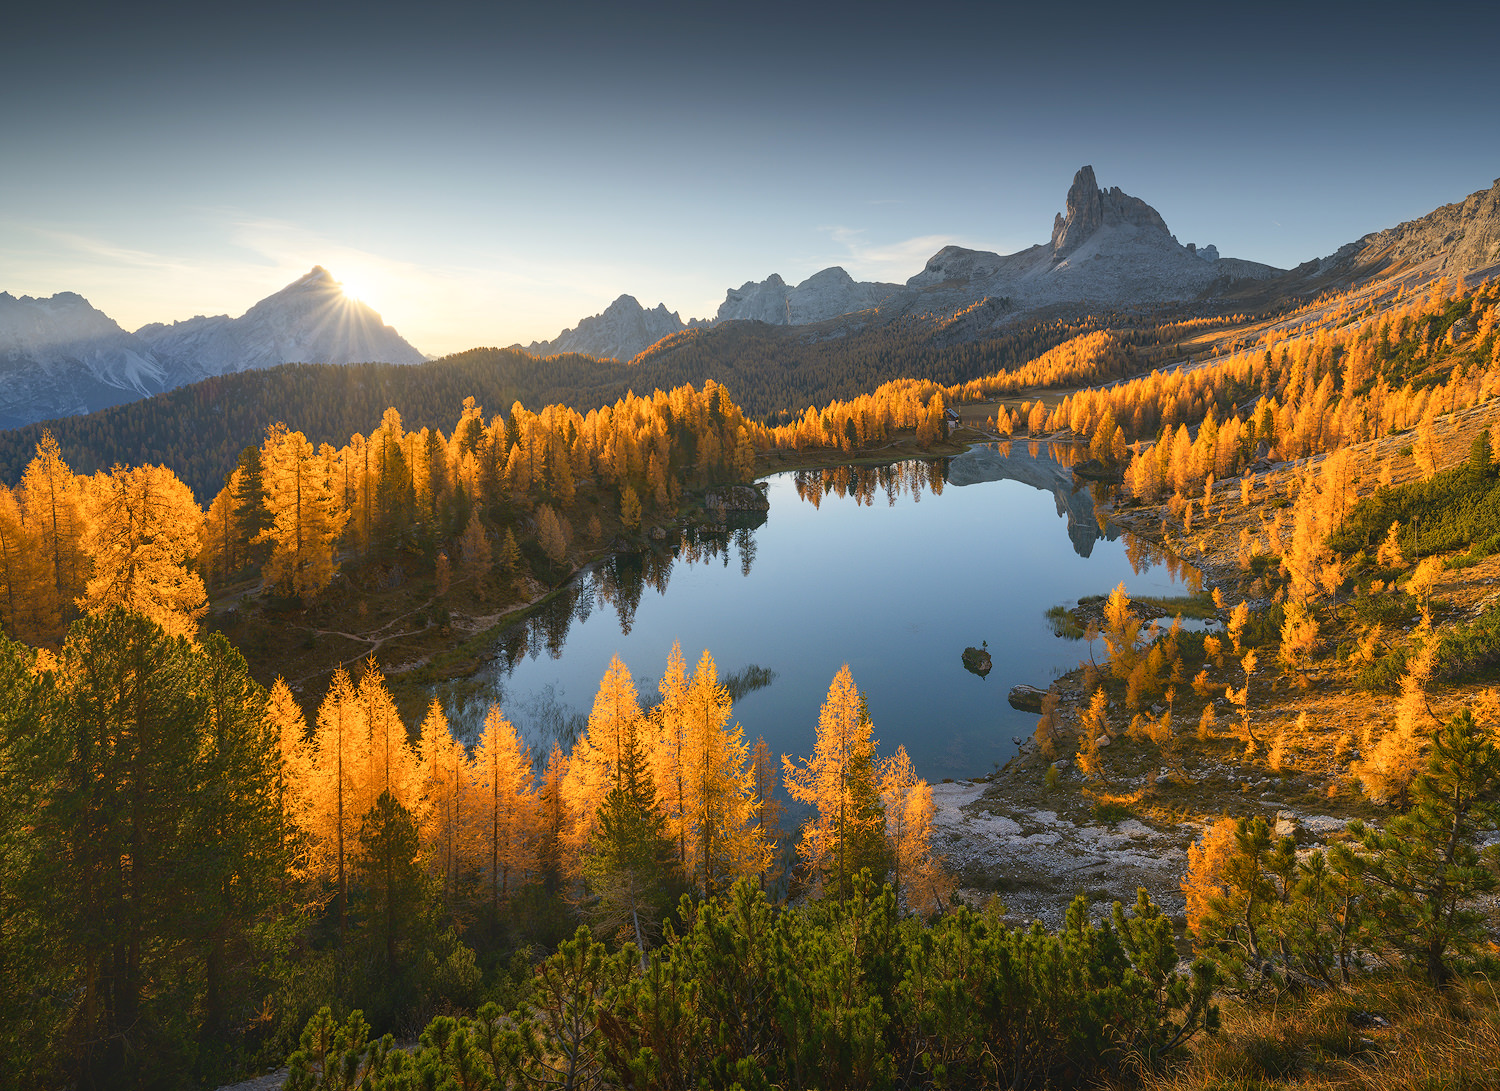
[459,517,491,581]
[878,744,947,913]
[561,654,645,865]
[354,660,418,820]
[19,430,88,631]
[536,504,568,564]
[259,423,350,599]
[1356,631,1437,805]
[1182,817,1240,940]
[620,485,642,532]
[0,483,58,643]
[1102,582,1142,681]
[1076,687,1109,782]
[469,704,537,909]
[308,668,367,934]
[678,649,768,896]
[783,664,888,898]
[265,677,314,879]
[78,463,207,639]
[416,698,471,907]
[648,642,691,865]
[199,469,243,587]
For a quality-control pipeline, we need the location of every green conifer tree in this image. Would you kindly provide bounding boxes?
[1349,709,1500,984]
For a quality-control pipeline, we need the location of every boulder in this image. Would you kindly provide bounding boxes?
[703,485,770,521]
[1007,684,1048,712]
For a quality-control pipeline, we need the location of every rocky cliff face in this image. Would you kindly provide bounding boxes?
[138,266,425,386]
[1337,177,1500,278]
[716,266,902,325]
[900,166,1280,318]
[1247,177,1500,303]
[0,268,425,430]
[1049,165,1172,259]
[526,266,904,361]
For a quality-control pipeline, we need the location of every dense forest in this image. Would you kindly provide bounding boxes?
[0,307,1242,502]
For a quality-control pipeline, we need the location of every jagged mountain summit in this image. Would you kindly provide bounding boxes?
[522,294,703,360]
[530,166,1284,360]
[0,267,424,430]
[901,165,1280,313]
[521,265,906,362]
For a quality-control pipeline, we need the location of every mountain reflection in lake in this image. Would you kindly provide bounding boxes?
[431,443,1197,780]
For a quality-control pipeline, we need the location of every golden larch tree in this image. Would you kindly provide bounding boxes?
[469,704,537,908]
[265,677,314,879]
[199,469,243,585]
[259,423,350,599]
[308,669,367,933]
[879,745,948,913]
[354,660,418,819]
[535,742,568,892]
[416,698,471,905]
[678,649,768,895]
[562,654,645,865]
[648,642,691,864]
[0,483,58,643]
[783,664,888,897]
[20,430,89,630]
[78,463,207,639]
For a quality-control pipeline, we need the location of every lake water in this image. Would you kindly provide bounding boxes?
[433,442,1196,781]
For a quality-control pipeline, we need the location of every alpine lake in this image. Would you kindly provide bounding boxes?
[429,441,1200,782]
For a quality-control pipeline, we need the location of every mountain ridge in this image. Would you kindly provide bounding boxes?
[0,267,424,430]
[521,165,1285,362]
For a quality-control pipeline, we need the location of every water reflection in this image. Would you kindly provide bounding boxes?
[490,445,1180,665]
[946,440,1116,558]
[792,459,948,508]
[434,444,1196,778]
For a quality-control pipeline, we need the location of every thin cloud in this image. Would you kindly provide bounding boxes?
[817,226,964,282]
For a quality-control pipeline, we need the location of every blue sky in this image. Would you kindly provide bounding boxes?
[3,1,1497,356]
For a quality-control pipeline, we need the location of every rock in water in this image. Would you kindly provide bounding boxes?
[1008,684,1048,712]
[962,646,992,677]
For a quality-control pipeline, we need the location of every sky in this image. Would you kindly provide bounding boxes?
[3,1,1498,357]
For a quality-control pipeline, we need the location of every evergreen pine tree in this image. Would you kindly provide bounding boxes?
[1349,710,1500,984]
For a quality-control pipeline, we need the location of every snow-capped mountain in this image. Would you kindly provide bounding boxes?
[0,267,424,431]
[0,292,166,430]
[138,266,425,385]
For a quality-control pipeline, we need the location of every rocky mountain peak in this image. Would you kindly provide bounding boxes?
[1050,164,1171,259]
[521,294,693,360]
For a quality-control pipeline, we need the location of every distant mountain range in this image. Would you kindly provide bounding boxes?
[0,267,423,430]
[520,165,1286,361]
[5,167,1499,435]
